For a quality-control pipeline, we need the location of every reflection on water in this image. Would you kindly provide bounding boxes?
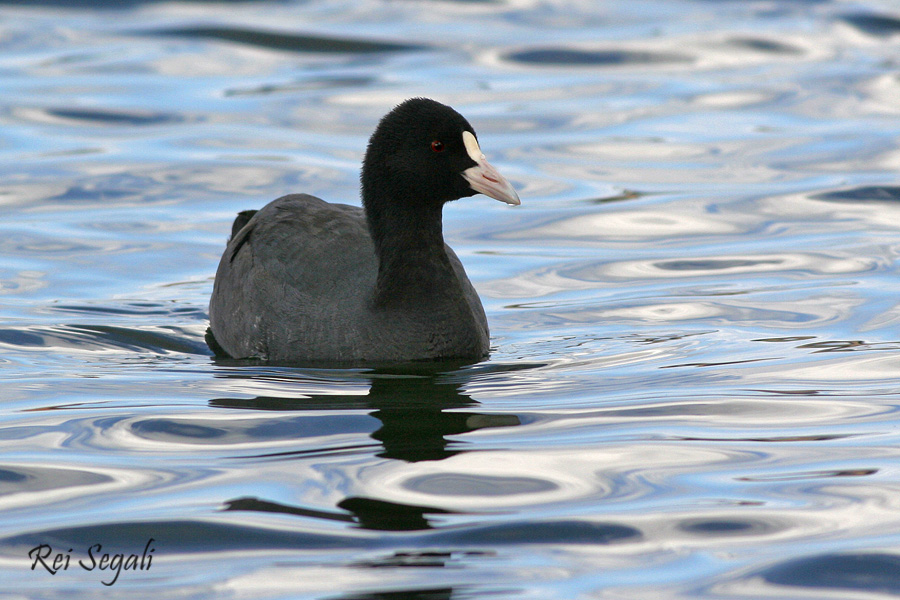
[4,0,900,598]
[210,367,521,462]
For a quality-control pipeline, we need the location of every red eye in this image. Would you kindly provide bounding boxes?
[431,140,444,152]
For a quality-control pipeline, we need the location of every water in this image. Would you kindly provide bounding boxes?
[3,0,900,597]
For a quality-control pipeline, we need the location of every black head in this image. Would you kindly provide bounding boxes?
[361,98,519,254]
[362,98,480,207]
[363,98,519,209]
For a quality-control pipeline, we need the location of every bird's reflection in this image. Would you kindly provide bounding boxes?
[224,495,455,532]
[213,361,521,532]
[328,587,455,600]
[210,360,520,463]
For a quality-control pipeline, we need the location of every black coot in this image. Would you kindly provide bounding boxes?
[208,98,520,363]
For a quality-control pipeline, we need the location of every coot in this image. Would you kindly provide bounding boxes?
[208,98,519,363]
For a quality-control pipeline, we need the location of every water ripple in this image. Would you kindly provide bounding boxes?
[757,552,900,594]
[813,185,900,203]
[488,208,743,245]
[5,0,900,598]
[842,12,900,37]
[505,48,693,67]
[13,106,183,127]
[589,252,876,280]
[152,26,427,54]
[0,462,167,513]
[0,465,111,505]
[0,324,210,355]
[724,36,804,56]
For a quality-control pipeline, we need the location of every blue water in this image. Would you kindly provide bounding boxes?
[4,0,900,597]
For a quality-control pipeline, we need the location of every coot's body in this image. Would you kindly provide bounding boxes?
[208,98,519,363]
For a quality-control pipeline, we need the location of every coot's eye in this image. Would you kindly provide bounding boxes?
[431,140,444,153]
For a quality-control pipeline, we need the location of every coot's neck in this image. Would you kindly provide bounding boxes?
[364,194,457,307]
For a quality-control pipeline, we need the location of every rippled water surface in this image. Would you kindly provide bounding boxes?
[4,0,900,597]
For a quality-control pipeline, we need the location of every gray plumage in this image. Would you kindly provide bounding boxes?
[207,98,519,364]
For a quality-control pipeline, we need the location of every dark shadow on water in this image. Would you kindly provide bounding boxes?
[338,497,455,532]
[41,107,181,127]
[678,433,852,443]
[224,495,457,532]
[224,75,376,98]
[753,335,900,354]
[223,493,642,541]
[326,588,456,600]
[353,551,492,569]
[504,48,692,67]
[209,361,524,462]
[758,552,900,594]
[149,26,427,54]
[842,13,900,37]
[812,185,900,202]
[737,468,877,482]
[207,361,582,535]
[678,517,781,537]
[654,258,783,271]
[585,189,648,205]
[724,36,804,55]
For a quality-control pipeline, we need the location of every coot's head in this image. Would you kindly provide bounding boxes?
[361,98,520,216]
